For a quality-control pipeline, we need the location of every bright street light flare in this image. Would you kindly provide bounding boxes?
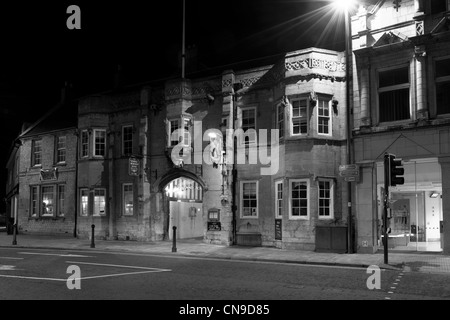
[332,0,356,12]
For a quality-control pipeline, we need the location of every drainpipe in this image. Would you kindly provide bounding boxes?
[74,129,78,238]
[231,88,238,245]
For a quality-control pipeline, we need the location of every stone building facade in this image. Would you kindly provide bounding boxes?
[12,101,78,235]
[76,47,348,250]
[351,0,450,254]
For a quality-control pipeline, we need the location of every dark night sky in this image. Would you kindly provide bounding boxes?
[0,0,346,209]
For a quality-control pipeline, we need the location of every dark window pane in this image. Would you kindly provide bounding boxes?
[437,82,450,115]
[379,68,409,87]
[436,59,450,78]
[431,0,447,14]
[379,88,410,122]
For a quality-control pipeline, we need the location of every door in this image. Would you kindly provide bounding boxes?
[168,201,203,240]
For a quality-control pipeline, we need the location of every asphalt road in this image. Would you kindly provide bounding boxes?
[0,247,449,305]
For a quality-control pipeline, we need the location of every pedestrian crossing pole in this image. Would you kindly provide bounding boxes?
[383,153,390,264]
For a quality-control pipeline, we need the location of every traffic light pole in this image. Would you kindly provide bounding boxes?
[383,153,390,264]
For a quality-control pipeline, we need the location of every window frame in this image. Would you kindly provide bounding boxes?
[275,180,283,219]
[58,185,65,217]
[30,186,39,217]
[122,183,134,216]
[79,188,89,217]
[93,129,107,158]
[289,179,310,220]
[93,188,107,217]
[122,125,134,156]
[291,98,309,136]
[31,139,42,167]
[276,103,285,140]
[56,135,67,164]
[240,106,257,145]
[41,185,55,217]
[317,97,332,136]
[240,180,259,219]
[435,56,450,116]
[318,179,334,220]
[377,65,411,124]
[80,130,89,158]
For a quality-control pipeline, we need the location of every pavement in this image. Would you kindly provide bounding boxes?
[1,230,450,274]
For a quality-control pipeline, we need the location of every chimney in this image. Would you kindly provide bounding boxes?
[60,81,73,104]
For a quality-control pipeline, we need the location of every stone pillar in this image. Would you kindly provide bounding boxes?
[355,163,378,253]
[438,157,450,255]
[139,111,151,240]
[221,70,235,245]
[359,57,371,127]
[415,45,428,121]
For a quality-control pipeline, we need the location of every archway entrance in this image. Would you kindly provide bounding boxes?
[164,177,204,240]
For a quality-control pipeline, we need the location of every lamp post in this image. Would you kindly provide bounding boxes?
[334,0,354,254]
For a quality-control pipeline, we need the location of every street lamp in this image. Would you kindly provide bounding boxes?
[333,0,355,253]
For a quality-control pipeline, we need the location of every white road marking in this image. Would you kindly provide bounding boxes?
[19,252,92,258]
[0,265,17,271]
[0,275,65,281]
[0,257,23,260]
[65,260,171,272]
[0,260,171,282]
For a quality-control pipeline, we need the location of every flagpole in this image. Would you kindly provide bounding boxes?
[182,0,186,79]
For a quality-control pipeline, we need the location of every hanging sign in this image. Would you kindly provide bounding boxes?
[129,157,140,176]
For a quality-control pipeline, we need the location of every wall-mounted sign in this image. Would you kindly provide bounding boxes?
[275,219,282,240]
[208,221,221,231]
[40,168,58,181]
[129,157,140,176]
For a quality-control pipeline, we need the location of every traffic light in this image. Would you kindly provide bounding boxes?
[389,154,404,186]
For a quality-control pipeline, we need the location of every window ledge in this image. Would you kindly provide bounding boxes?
[54,162,67,167]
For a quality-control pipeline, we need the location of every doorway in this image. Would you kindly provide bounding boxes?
[164,177,204,240]
[377,158,443,252]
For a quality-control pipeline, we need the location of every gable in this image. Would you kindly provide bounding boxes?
[373,31,408,47]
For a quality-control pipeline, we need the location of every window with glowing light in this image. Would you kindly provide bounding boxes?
[123,183,134,216]
[41,186,55,216]
[80,189,89,216]
[93,189,106,216]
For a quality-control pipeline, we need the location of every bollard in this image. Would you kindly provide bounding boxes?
[172,226,177,252]
[90,224,95,248]
[12,224,17,245]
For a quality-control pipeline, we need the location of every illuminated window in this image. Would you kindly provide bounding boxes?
[41,186,55,216]
[93,189,106,216]
[123,183,134,216]
[80,189,89,216]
